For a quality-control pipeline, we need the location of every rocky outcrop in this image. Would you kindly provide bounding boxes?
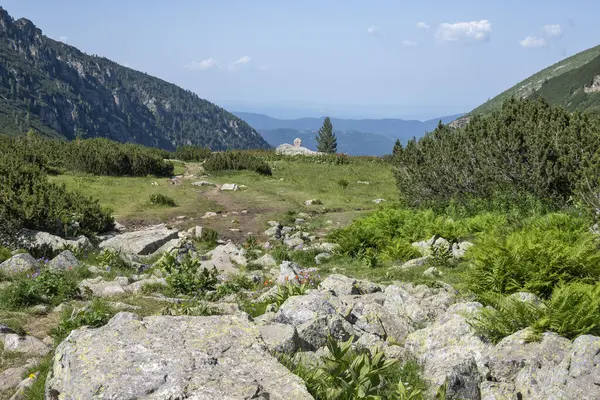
[46,313,313,399]
[17,229,93,254]
[276,143,323,156]
[99,225,180,256]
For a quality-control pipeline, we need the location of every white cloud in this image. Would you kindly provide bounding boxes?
[234,56,252,65]
[435,20,492,43]
[367,25,380,35]
[543,24,563,38]
[184,57,217,71]
[416,22,430,30]
[520,36,547,48]
[403,40,418,47]
[59,36,68,42]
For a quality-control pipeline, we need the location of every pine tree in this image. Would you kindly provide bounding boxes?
[393,139,402,156]
[316,117,337,154]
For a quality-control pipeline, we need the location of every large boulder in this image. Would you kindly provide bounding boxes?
[404,302,490,399]
[0,253,39,276]
[481,329,600,399]
[46,313,313,399]
[384,283,456,327]
[274,292,352,350]
[17,229,93,254]
[99,225,180,256]
[3,334,50,356]
[47,250,80,271]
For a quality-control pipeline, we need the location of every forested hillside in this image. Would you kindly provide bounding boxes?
[0,7,269,150]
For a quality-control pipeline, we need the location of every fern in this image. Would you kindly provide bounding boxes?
[534,282,600,338]
[468,292,546,344]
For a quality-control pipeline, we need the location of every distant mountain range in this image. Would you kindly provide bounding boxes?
[0,7,269,150]
[234,112,464,156]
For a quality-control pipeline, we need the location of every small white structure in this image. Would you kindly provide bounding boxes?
[276,138,324,156]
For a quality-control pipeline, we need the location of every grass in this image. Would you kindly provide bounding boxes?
[49,172,222,225]
[48,159,397,236]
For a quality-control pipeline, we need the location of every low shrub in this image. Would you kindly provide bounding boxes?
[149,193,177,207]
[0,134,174,177]
[173,145,212,162]
[0,153,114,241]
[204,151,272,176]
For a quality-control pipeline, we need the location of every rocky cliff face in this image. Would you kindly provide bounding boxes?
[0,7,270,150]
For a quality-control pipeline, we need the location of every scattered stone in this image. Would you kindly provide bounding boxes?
[99,225,179,256]
[423,266,442,277]
[3,334,50,356]
[357,181,370,184]
[0,253,39,276]
[398,256,430,269]
[202,211,218,218]
[191,181,216,187]
[0,366,28,391]
[304,199,322,206]
[9,372,38,400]
[220,183,239,191]
[284,237,304,248]
[451,241,474,258]
[253,253,278,268]
[79,277,126,297]
[373,198,386,204]
[46,313,313,399]
[315,252,332,265]
[47,250,80,271]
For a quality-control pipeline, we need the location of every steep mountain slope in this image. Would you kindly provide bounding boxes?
[234,112,464,141]
[0,7,269,150]
[471,44,600,115]
[259,128,396,156]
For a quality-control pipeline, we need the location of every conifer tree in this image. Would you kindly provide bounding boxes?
[393,139,402,156]
[316,117,337,154]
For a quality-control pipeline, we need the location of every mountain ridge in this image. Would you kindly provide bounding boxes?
[234,111,464,140]
[469,44,600,116]
[0,7,269,150]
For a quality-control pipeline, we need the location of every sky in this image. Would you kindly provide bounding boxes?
[3,0,599,120]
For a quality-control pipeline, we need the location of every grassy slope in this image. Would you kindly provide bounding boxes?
[533,54,600,110]
[49,158,397,237]
[471,44,600,115]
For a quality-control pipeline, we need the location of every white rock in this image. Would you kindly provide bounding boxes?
[220,183,239,191]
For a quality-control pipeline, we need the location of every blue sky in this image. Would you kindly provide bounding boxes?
[3,0,598,119]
